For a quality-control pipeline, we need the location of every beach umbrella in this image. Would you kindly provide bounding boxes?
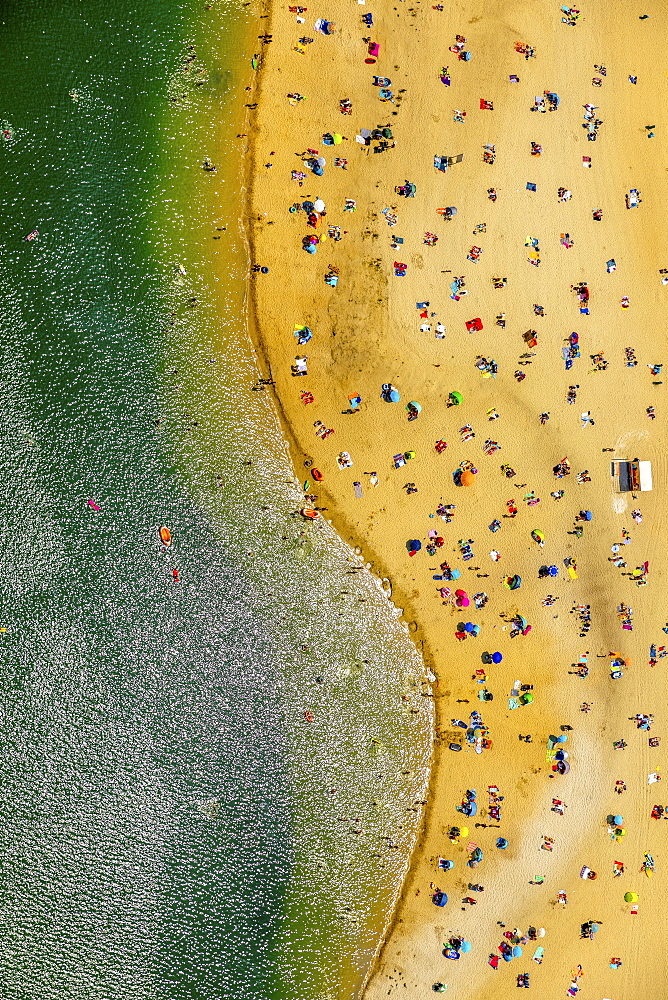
[408,401,422,413]
[304,244,317,254]
[548,735,559,745]
[457,596,470,608]
[492,651,503,663]
[583,510,593,520]
[316,156,326,166]
[332,134,343,144]
[460,470,475,487]
[389,389,400,402]
[407,539,422,552]
[502,952,513,963]
[548,565,559,576]
[624,892,638,903]
[496,837,508,849]
[505,574,522,590]
[464,622,475,633]
[470,624,480,636]
[537,928,545,937]
[520,692,533,704]
[555,760,570,774]
[590,923,599,934]
[556,734,568,743]
[449,391,463,405]
[459,826,469,837]
[614,814,623,826]
[313,199,326,213]
[531,529,544,545]
[554,750,568,761]
[512,946,523,958]
[460,941,471,954]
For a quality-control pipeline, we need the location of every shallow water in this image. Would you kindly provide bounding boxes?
[0,2,431,998]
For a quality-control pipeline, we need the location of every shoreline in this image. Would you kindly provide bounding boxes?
[240,5,441,994]
[237,12,445,1000]
[242,1,668,997]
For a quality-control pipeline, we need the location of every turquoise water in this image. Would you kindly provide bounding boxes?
[0,3,431,998]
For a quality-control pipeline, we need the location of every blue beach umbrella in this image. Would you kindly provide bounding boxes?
[492,651,503,663]
[460,941,472,954]
[496,837,508,849]
[548,565,559,577]
[512,946,523,958]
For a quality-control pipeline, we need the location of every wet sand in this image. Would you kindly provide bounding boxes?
[246,1,668,996]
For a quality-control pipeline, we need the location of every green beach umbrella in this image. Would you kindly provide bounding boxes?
[450,391,463,405]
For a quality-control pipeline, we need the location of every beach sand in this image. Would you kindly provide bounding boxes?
[246,1,668,996]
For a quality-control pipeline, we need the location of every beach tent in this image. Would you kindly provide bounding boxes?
[449,390,463,405]
[432,891,448,906]
[612,460,652,492]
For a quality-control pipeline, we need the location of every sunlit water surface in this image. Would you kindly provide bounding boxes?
[0,2,432,998]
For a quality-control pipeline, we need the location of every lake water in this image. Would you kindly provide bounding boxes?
[0,2,431,998]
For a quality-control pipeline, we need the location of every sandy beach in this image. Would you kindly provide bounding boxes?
[245,1,668,996]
